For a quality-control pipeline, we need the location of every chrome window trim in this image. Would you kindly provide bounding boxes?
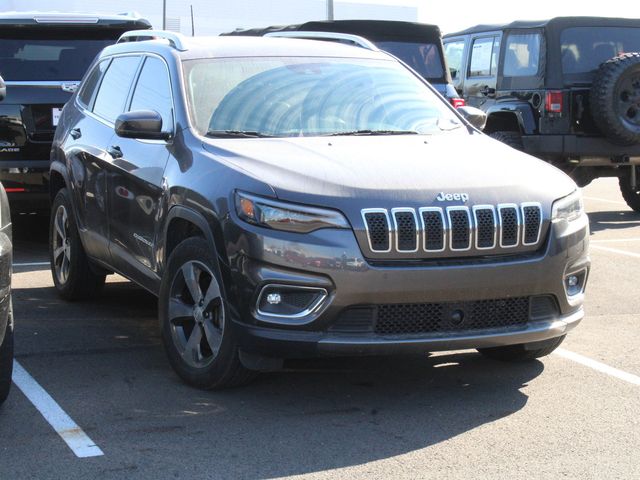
[498,203,520,248]
[472,204,497,250]
[418,207,446,253]
[361,208,392,253]
[447,206,472,252]
[391,207,419,253]
[521,202,543,246]
[256,284,328,319]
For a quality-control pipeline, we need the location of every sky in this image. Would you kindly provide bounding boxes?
[414,1,635,34]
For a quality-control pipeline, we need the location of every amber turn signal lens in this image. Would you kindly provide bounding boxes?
[239,197,255,220]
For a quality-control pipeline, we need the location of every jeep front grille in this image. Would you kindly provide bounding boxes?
[361,203,543,257]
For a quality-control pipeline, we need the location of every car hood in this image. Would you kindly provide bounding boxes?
[201,132,576,210]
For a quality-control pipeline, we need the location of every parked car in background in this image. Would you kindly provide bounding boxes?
[223,20,464,107]
[0,12,151,214]
[444,17,640,211]
[0,177,14,403]
[50,31,588,390]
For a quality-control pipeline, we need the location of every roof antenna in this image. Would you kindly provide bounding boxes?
[190,5,195,36]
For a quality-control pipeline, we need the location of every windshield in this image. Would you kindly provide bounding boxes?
[0,34,114,81]
[375,41,444,80]
[184,57,462,138]
[561,27,640,74]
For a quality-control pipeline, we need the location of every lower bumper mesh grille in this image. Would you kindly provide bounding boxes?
[330,296,558,335]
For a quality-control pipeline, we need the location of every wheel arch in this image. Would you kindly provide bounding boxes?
[49,161,69,201]
[484,104,537,135]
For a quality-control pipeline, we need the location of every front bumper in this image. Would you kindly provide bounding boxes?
[224,211,590,359]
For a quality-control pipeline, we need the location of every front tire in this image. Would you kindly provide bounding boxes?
[477,335,565,362]
[159,237,255,389]
[0,302,14,404]
[49,188,105,300]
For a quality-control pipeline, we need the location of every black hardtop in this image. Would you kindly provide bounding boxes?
[0,11,151,29]
[445,16,640,37]
[224,19,442,43]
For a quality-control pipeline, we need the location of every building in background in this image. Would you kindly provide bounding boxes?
[4,0,418,35]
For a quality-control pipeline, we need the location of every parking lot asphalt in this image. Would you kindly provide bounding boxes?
[1,177,639,479]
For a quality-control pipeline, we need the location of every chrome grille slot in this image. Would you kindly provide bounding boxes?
[392,209,418,252]
[447,207,471,251]
[473,206,496,249]
[362,210,391,252]
[420,208,445,252]
[361,201,542,257]
[522,203,542,245]
[499,205,519,247]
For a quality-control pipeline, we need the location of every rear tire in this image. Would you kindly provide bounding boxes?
[49,188,105,300]
[0,302,14,405]
[590,52,640,145]
[159,237,256,390]
[489,131,524,150]
[618,166,640,212]
[477,335,565,362]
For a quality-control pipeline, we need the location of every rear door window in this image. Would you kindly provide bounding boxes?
[503,33,541,76]
[92,56,141,123]
[469,36,500,77]
[77,59,110,108]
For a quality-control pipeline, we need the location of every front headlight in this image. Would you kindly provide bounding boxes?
[552,190,584,223]
[235,191,350,233]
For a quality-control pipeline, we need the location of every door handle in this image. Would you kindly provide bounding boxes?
[70,128,81,140]
[107,145,122,159]
[479,86,496,97]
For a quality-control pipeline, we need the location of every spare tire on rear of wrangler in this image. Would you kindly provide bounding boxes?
[590,52,640,146]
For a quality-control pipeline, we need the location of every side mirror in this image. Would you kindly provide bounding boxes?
[115,110,170,140]
[449,67,457,79]
[457,105,487,131]
[0,75,6,102]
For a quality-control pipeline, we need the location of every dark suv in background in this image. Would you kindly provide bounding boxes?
[444,17,640,211]
[50,31,588,389]
[0,12,150,213]
[224,20,464,107]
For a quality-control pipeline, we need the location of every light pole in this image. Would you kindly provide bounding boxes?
[327,0,334,20]
[162,0,166,29]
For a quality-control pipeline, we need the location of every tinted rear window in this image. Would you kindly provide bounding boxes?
[375,41,444,80]
[561,27,640,74]
[0,31,116,81]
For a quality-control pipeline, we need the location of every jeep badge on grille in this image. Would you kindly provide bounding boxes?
[436,192,469,202]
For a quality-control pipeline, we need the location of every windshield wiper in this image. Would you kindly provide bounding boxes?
[325,129,419,137]
[206,129,274,138]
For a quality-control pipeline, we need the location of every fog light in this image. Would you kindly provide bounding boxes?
[564,269,587,297]
[266,293,282,305]
[257,284,328,319]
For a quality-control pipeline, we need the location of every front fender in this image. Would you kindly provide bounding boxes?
[486,102,538,135]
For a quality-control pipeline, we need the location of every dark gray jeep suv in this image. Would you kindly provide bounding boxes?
[49,31,590,389]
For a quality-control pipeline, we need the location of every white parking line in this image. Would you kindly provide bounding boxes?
[583,196,628,206]
[13,261,50,267]
[554,348,640,386]
[590,244,640,259]
[591,238,640,243]
[12,361,104,458]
